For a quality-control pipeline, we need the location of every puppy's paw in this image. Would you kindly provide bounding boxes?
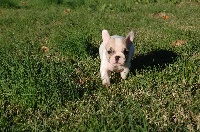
[102,79,110,87]
[120,69,129,79]
[121,73,128,79]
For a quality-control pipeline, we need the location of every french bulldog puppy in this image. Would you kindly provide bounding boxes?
[99,30,134,86]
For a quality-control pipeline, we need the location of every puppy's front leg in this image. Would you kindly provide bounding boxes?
[120,67,129,79]
[100,68,111,87]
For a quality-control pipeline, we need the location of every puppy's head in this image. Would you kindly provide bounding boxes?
[102,30,134,66]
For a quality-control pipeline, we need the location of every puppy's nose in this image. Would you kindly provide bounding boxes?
[115,56,120,61]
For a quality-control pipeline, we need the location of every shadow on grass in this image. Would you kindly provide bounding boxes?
[85,36,99,58]
[65,0,85,9]
[130,49,178,74]
[0,0,20,8]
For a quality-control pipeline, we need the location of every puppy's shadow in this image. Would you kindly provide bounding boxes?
[130,49,178,74]
[85,36,99,58]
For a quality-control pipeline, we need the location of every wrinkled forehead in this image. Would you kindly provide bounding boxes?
[106,38,127,51]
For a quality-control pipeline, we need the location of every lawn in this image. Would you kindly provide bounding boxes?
[0,0,200,131]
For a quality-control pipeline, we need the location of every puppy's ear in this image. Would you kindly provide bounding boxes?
[126,31,134,48]
[102,30,110,44]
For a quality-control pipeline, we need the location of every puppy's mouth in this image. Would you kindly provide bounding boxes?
[108,60,122,65]
[113,61,124,66]
[114,61,121,64]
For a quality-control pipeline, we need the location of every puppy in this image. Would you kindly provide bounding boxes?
[99,30,134,86]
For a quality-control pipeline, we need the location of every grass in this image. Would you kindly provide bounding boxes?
[0,0,200,131]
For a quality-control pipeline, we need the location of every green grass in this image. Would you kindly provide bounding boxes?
[0,0,200,131]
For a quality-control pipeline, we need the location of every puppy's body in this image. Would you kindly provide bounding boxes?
[99,30,134,86]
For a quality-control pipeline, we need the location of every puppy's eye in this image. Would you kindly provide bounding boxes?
[107,50,112,54]
[123,49,129,54]
[107,48,114,54]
